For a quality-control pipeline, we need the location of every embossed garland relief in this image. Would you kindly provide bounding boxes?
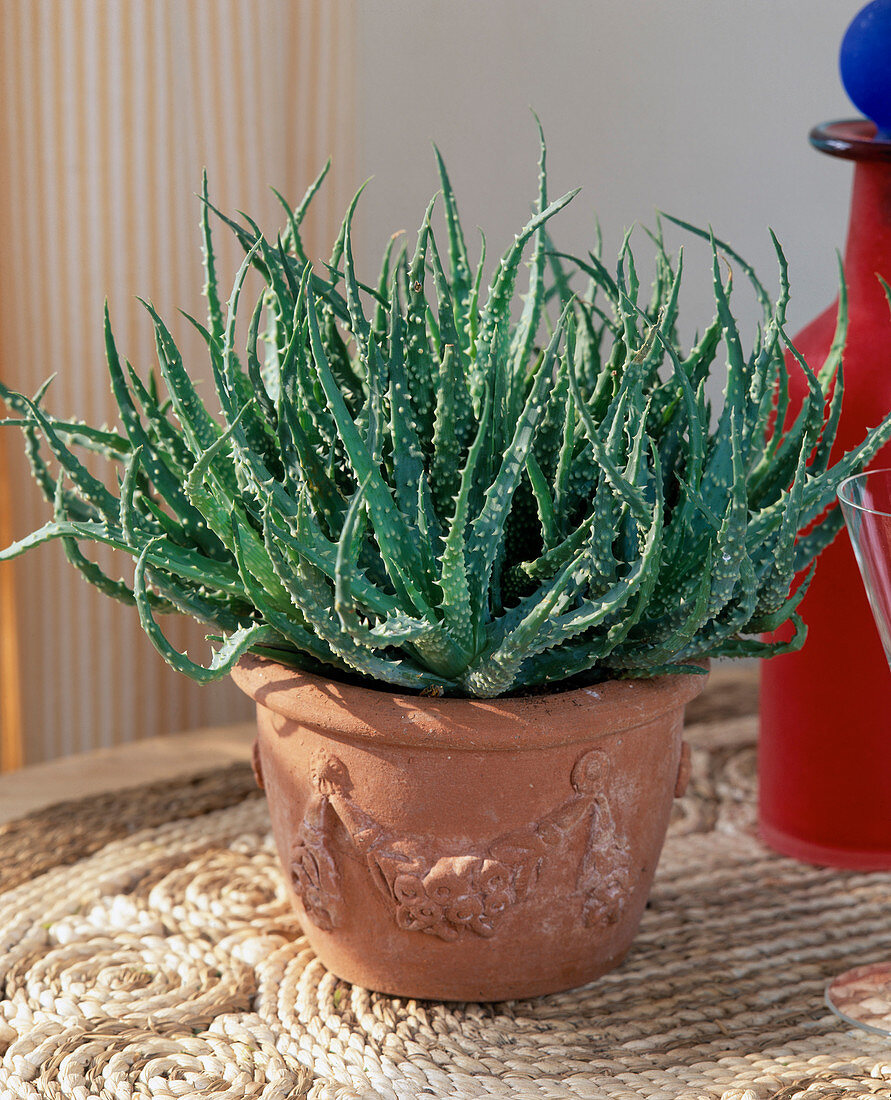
[288,749,632,941]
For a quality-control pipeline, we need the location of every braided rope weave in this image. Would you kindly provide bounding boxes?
[1,681,890,1099]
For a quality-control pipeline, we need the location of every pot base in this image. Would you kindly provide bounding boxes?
[322,946,634,1003]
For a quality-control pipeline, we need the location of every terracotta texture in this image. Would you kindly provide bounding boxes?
[231,655,707,1001]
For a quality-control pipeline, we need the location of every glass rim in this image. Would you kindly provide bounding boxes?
[837,467,891,517]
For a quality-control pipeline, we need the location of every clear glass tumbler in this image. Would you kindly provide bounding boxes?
[825,468,891,1035]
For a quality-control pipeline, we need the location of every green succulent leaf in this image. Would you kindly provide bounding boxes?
[2,137,887,697]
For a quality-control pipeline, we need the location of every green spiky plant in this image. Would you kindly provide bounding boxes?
[2,133,889,698]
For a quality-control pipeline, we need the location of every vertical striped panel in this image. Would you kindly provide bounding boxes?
[0,0,358,766]
[0,430,22,772]
[0,0,25,771]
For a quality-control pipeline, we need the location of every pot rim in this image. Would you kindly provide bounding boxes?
[231,654,708,752]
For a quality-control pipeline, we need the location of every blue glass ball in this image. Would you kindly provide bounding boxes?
[840,0,891,136]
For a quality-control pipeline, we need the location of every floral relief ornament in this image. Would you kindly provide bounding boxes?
[288,749,631,942]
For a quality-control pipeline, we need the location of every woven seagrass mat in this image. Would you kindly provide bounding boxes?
[1,669,890,1100]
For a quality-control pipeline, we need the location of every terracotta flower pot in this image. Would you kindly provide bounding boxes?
[231,655,706,1001]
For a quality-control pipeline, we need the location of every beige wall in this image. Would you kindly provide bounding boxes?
[354,1,863,351]
[0,0,871,766]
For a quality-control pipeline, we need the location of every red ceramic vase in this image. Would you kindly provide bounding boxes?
[759,121,891,870]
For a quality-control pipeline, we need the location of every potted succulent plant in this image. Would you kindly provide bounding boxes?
[2,132,888,1001]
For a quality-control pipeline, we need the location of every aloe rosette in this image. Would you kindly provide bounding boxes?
[2,134,889,697]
